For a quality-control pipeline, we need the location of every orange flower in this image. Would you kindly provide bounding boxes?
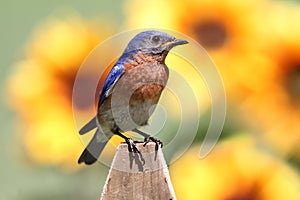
[7,15,114,170]
[170,135,300,200]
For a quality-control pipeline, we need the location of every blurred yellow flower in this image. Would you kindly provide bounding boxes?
[259,1,300,51]
[170,135,300,200]
[243,3,300,158]
[7,15,114,170]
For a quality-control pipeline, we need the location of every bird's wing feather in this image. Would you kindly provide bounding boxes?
[98,63,124,107]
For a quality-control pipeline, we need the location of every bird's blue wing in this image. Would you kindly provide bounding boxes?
[98,64,124,108]
[79,64,124,135]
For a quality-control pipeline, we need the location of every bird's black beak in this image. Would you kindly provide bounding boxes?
[172,38,189,46]
[164,38,188,50]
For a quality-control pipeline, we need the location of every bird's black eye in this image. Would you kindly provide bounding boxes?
[152,35,160,43]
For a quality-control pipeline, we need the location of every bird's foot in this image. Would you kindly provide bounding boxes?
[125,138,145,166]
[143,136,163,151]
[126,138,141,153]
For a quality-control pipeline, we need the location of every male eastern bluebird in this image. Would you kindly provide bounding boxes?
[78,30,188,165]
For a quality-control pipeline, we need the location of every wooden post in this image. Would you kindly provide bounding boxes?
[100,142,176,200]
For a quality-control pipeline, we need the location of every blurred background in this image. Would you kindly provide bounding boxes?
[2,0,300,199]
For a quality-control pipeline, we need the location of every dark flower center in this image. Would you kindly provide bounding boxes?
[59,70,98,111]
[285,65,300,103]
[224,183,261,200]
[73,74,100,110]
[192,20,228,49]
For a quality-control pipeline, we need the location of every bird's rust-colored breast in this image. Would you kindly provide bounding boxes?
[117,51,169,103]
[130,83,164,105]
[121,56,169,106]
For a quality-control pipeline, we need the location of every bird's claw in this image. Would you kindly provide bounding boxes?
[126,138,145,165]
[143,136,163,151]
[126,138,140,153]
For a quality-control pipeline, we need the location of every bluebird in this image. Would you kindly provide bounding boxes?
[78,30,188,165]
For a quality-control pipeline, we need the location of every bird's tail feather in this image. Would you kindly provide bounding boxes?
[79,116,97,135]
[78,128,109,165]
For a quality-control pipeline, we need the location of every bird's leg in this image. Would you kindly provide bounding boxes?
[112,128,145,165]
[113,130,140,153]
[132,128,163,151]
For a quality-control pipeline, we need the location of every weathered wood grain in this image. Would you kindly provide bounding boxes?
[101,142,176,200]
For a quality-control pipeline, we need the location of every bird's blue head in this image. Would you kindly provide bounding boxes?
[124,30,188,55]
